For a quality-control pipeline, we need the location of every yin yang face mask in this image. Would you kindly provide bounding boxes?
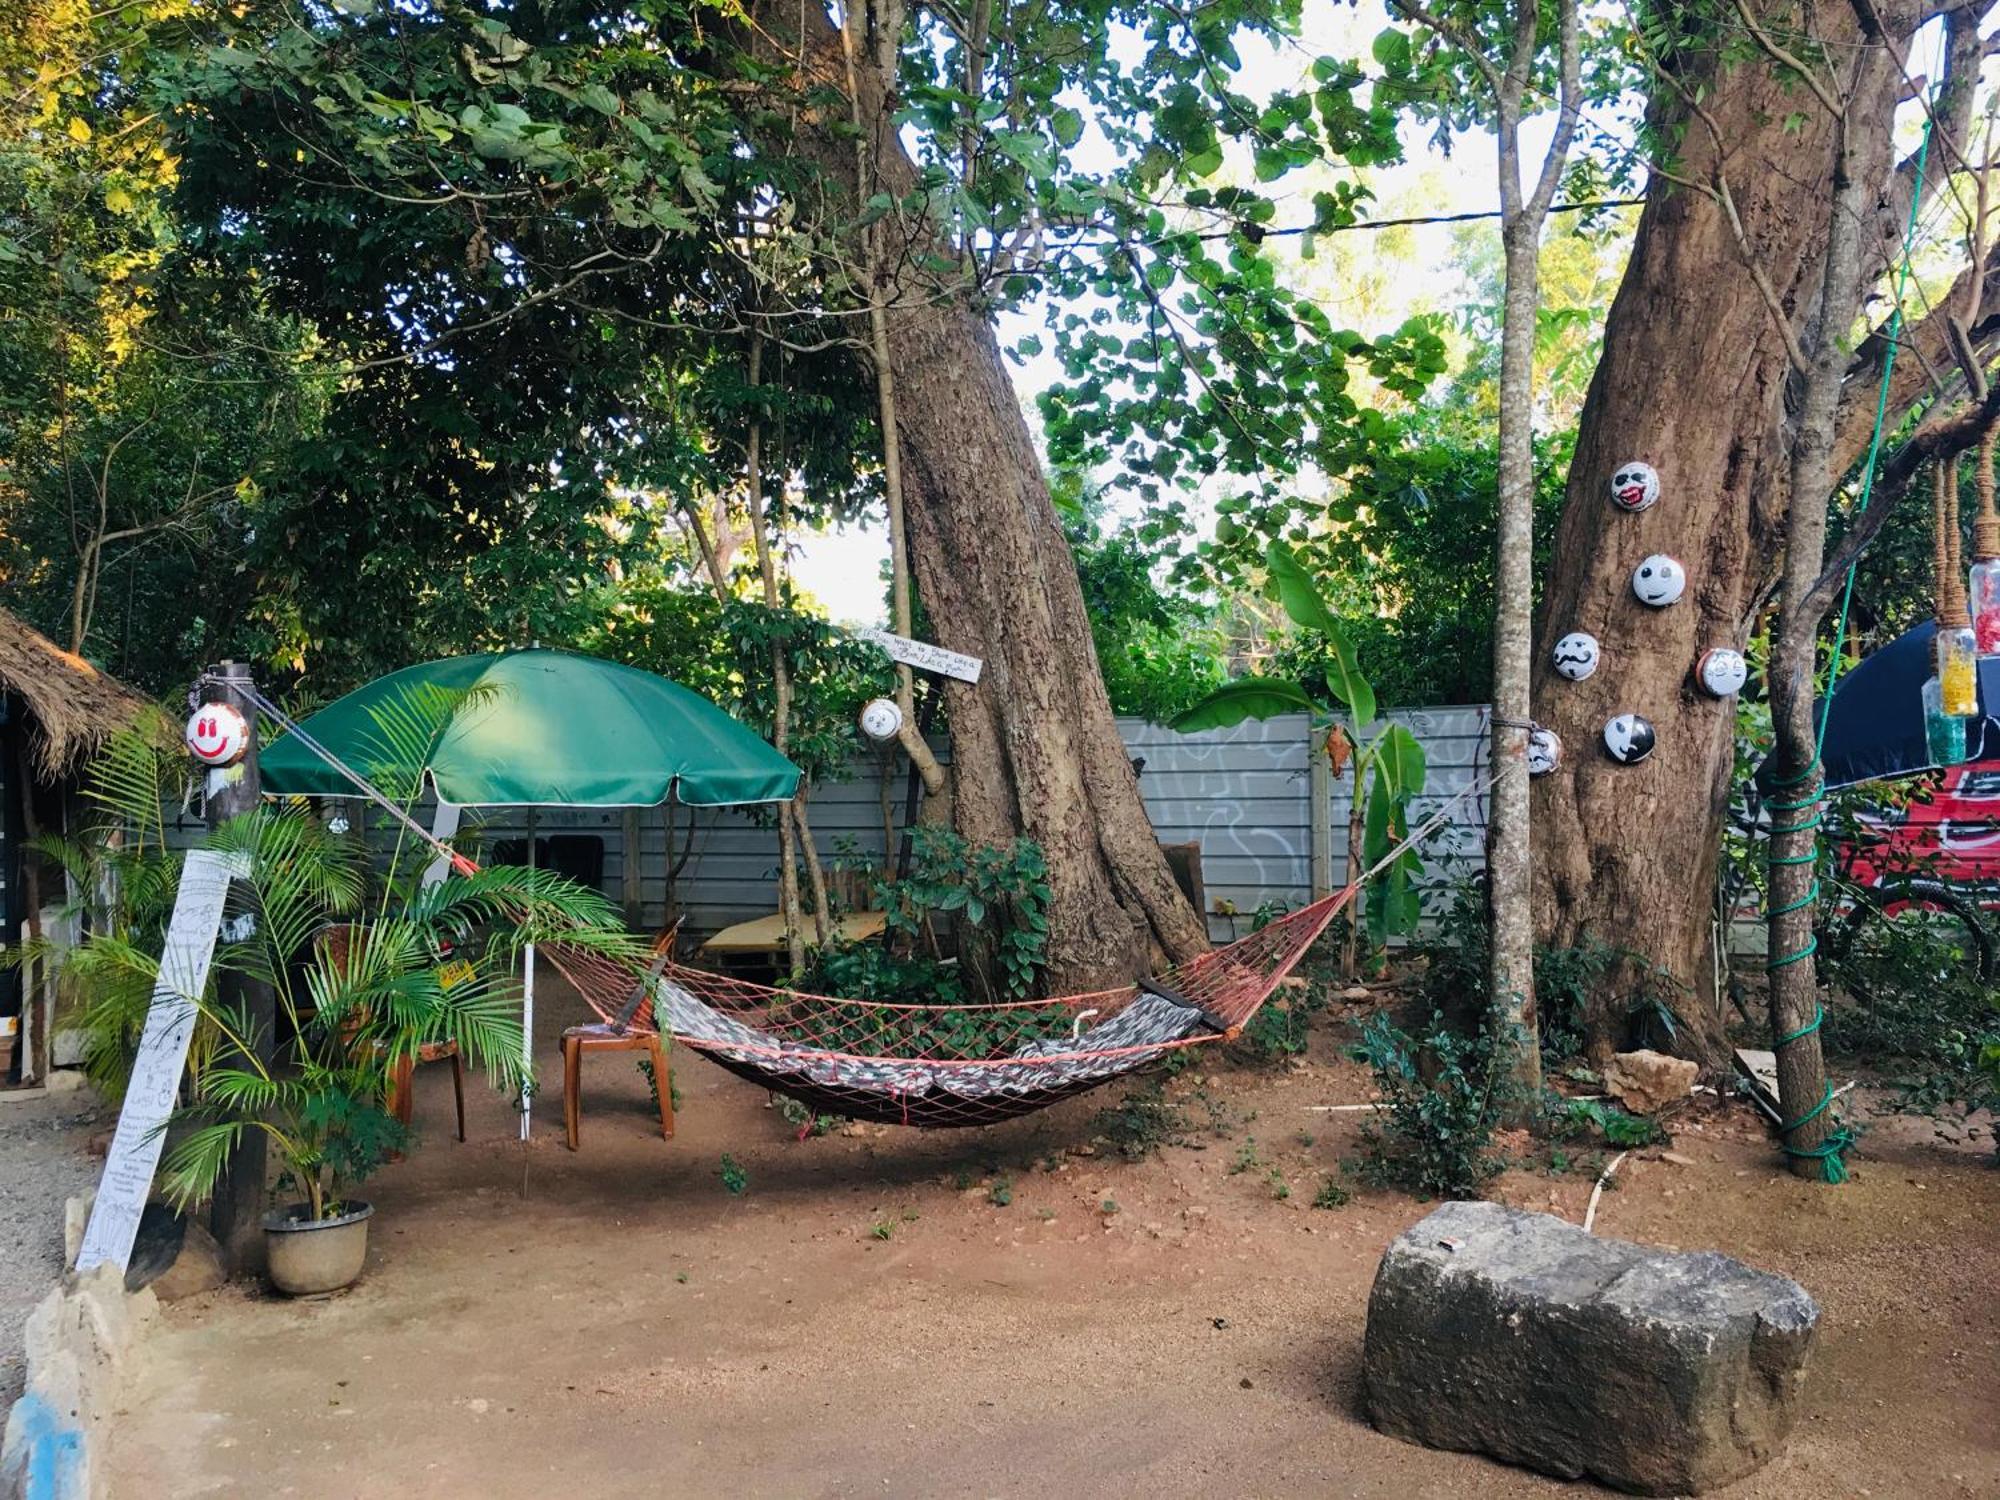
[1526,726,1563,775]
[1632,554,1686,607]
[1609,462,1660,513]
[1696,647,1748,698]
[1551,631,1600,681]
[1602,712,1657,765]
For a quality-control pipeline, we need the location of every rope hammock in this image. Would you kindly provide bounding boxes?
[537,887,1354,1129]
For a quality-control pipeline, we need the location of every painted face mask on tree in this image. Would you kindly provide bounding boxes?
[1695,648,1748,698]
[1631,555,1687,607]
[1602,713,1657,765]
[1608,461,1660,513]
[1551,631,1601,681]
[1526,726,1563,775]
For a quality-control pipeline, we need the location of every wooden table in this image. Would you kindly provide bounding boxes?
[700,909,888,960]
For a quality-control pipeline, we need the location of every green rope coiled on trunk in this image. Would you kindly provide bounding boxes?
[1755,82,1937,1184]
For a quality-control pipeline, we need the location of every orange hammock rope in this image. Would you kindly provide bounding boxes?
[539,886,1356,1128]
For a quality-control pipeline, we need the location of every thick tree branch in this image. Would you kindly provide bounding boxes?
[1835,249,2000,467]
[1808,378,2000,616]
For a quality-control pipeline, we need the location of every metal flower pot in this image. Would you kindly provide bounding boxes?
[262,1200,373,1295]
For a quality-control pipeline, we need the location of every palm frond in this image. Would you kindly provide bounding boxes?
[350,681,498,803]
[80,726,177,853]
[158,1122,246,1211]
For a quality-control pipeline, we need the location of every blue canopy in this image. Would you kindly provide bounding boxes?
[1812,622,1998,789]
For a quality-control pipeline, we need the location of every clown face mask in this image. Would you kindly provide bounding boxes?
[1632,554,1686,607]
[1552,631,1601,681]
[1609,462,1660,513]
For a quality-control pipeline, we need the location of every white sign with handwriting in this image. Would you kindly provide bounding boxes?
[857,629,984,684]
[75,849,251,1275]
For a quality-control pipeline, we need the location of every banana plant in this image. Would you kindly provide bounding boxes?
[1171,540,1428,946]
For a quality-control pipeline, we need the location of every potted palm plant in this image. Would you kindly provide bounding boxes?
[30,687,646,1295]
[155,796,642,1294]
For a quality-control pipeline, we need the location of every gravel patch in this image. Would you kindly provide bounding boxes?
[0,1086,104,1418]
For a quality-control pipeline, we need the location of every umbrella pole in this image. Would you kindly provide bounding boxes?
[522,810,537,1141]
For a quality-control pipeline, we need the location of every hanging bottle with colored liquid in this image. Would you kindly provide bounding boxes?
[1971,554,2000,655]
[1923,675,1969,765]
[1937,624,1980,717]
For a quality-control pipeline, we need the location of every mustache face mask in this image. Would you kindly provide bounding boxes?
[1551,631,1600,681]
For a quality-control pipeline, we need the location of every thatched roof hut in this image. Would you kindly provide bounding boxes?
[0,608,154,780]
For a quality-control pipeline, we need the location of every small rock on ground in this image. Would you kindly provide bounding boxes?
[1604,1049,1699,1114]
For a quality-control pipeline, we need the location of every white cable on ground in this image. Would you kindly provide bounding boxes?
[1583,1150,1628,1233]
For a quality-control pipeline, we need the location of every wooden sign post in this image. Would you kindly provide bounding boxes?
[75,848,251,1274]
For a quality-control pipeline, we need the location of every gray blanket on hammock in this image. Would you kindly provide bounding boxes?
[654,980,1213,1100]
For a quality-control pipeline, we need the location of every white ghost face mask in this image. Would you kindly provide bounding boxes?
[1695,647,1748,698]
[1609,462,1660,513]
[1551,631,1601,682]
[1602,713,1657,765]
[1526,726,1563,776]
[1632,554,1686,607]
[858,697,904,742]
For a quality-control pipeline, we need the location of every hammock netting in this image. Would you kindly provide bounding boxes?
[538,887,1353,1128]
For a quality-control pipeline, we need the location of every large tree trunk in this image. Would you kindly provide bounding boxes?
[1531,8,1878,1067]
[749,0,1209,991]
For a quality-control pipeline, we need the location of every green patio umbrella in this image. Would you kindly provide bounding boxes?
[261,648,800,807]
[260,648,800,1139]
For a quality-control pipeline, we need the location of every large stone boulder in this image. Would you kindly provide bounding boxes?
[1362,1201,1818,1495]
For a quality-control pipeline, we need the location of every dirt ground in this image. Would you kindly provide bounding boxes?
[0,1084,104,1418]
[106,976,2000,1500]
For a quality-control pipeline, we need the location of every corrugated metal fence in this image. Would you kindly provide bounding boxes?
[168,707,1493,946]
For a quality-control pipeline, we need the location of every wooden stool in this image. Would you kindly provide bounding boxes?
[386,1040,466,1142]
[561,1026,673,1150]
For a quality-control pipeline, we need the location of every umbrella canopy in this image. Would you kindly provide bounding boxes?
[261,649,800,807]
[1798,621,1997,790]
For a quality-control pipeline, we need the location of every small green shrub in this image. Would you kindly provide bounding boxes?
[1548,1094,1665,1148]
[1228,1138,1265,1175]
[987,1177,1013,1207]
[869,1221,894,1240]
[1311,1176,1350,1209]
[1418,883,1685,1064]
[719,1153,748,1195]
[778,1096,841,1137]
[1235,984,1322,1063]
[1348,1008,1519,1199]
[1090,1082,1187,1159]
[1823,911,1999,1137]
[637,1057,682,1113]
